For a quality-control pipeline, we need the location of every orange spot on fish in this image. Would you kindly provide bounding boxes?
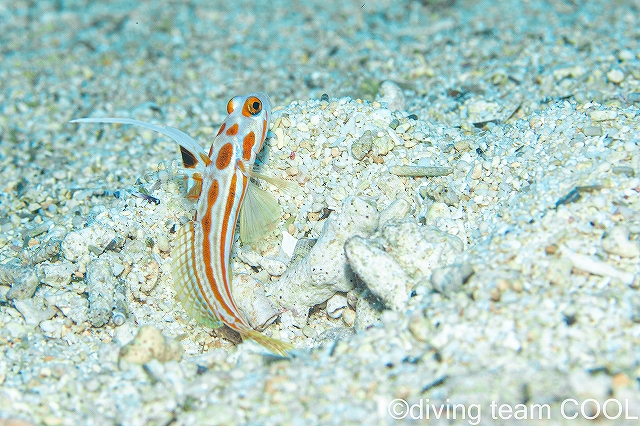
[227,99,235,114]
[216,143,233,170]
[207,178,219,205]
[242,132,256,161]
[217,123,226,136]
[226,123,239,136]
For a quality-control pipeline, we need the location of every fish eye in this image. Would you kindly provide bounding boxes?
[243,97,262,116]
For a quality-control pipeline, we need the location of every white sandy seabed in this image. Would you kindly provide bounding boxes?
[1,0,640,425]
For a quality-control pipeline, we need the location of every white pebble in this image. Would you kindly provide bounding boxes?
[326,293,348,319]
[606,68,625,84]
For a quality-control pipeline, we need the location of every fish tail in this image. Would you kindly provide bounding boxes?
[243,329,293,357]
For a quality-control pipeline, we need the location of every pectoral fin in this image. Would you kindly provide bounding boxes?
[248,169,300,196]
[239,181,280,243]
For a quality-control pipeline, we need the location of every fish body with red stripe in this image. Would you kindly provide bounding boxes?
[72,93,293,356]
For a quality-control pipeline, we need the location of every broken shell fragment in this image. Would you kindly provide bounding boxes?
[390,165,453,177]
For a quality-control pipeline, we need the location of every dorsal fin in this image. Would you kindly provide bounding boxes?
[70,117,212,168]
[180,146,199,169]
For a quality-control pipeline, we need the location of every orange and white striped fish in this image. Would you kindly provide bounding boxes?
[72,93,293,356]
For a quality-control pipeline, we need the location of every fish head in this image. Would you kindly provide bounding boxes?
[209,92,272,169]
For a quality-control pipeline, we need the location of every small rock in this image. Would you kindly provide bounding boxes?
[408,314,431,342]
[502,332,521,352]
[583,126,602,136]
[351,130,373,160]
[372,134,394,156]
[346,289,358,309]
[326,293,348,319]
[607,68,625,84]
[344,236,410,311]
[40,261,74,288]
[13,297,56,325]
[280,231,298,259]
[390,165,453,177]
[2,262,40,300]
[395,122,412,134]
[232,274,280,330]
[454,140,471,152]
[86,259,115,328]
[61,224,117,261]
[354,290,384,330]
[612,166,635,177]
[602,226,640,258]
[119,325,183,364]
[314,327,355,345]
[562,248,634,285]
[590,110,617,121]
[40,319,63,339]
[618,50,634,61]
[302,325,316,338]
[44,291,89,324]
[378,80,406,111]
[378,197,412,227]
[341,308,356,327]
[112,262,126,277]
[274,127,285,149]
[4,321,28,339]
[470,163,483,180]
[237,248,262,267]
[139,258,160,294]
[380,220,464,280]
[156,234,170,253]
[546,259,573,286]
[430,263,475,294]
[259,257,287,276]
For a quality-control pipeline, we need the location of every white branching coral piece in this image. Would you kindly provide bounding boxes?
[268,196,379,325]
